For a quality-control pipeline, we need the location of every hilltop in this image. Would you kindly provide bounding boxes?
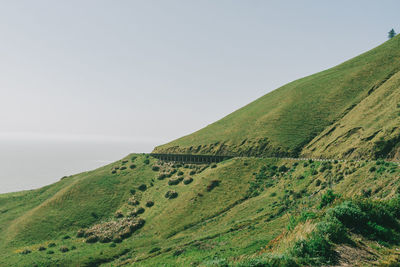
[154,35,400,161]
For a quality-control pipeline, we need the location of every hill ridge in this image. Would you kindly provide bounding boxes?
[154,35,400,160]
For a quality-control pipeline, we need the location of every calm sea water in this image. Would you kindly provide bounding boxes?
[0,138,156,194]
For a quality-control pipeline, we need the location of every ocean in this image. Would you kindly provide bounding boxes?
[0,137,156,194]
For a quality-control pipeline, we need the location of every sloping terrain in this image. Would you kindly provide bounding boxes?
[154,36,400,160]
[302,70,400,160]
[2,154,400,266]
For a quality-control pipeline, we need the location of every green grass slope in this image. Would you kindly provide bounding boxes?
[302,70,400,160]
[154,36,400,158]
[2,154,400,266]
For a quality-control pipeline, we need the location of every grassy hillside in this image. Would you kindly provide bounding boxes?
[2,154,400,266]
[154,35,400,159]
[302,70,400,160]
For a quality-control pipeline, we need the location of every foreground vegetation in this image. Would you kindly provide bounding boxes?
[1,154,400,266]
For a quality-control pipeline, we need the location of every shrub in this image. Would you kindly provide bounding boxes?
[165,190,178,199]
[138,184,147,191]
[319,189,339,209]
[152,166,160,171]
[146,201,154,207]
[115,211,124,218]
[20,249,31,255]
[86,235,98,243]
[270,192,277,197]
[316,217,347,243]
[47,250,54,254]
[278,165,289,172]
[48,243,56,248]
[189,170,196,175]
[158,174,166,180]
[144,159,150,165]
[177,171,184,176]
[77,229,85,238]
[311,169,318,175]
[362,188,372,197]
[315,179,321,186]
[60,246,69,253]
[327,201,366,229]
[71,246,76,250]
[211,164,217,168]
[129,164,136,169]
[111,170,116,174]
[206,180,221,192]
[303,162,309,167]
[63,235,70,240]
[168,178,183,185]
[291,233,334,265]
[129,207,145,217]
[110,243,117,247]
[130,189,136,195]
[38,246,46,251]
[128,197,139,206]
[183,177,193,185]
[297,175,305,180]
[369,166,376,172]
[120,166,127,170]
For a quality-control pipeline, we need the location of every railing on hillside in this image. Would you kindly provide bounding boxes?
[149,153,233,164]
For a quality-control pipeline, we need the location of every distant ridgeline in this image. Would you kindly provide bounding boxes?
[153,35,400,161]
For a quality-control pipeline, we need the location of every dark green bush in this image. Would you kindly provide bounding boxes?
[20,249,31,255]
[315,179,321,186]
[146,201,154,207]
[152,166,160,171]
[47,250,54,254]
[189,170,196,175]
[165,190,178,199]
[144,159,150,165]
[129,164,136,169]
[369,166,376,172]
[278,165,289,172]
[211,164,217,168]
[158,174,166,180]
[319,189,338,209]
[38,246,46,251]
[316,217,347,243]
[168,178,183,186]
[60,246,69,253]
[120,166,127,170]
[177,171,184,176]
[291,234,334,265]
[138,184,147,191]
[206,180,221,192]
[48,243,56,248]
[183,177,193,185]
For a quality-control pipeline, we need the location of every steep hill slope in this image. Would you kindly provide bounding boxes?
[302,70,400,160]
[154,36,400,159]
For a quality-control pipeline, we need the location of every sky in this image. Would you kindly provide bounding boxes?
[1,0,399,149]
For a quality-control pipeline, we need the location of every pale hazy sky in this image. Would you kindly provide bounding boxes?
[1,0,399,147]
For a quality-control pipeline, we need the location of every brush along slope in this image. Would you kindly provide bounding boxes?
[2,154,400,266]
[154,36,400,158]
